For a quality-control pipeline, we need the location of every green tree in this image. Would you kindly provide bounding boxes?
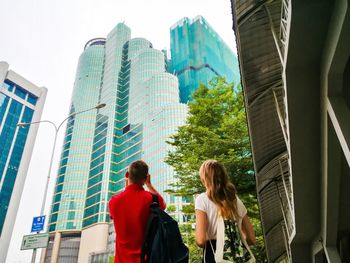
[166,204,176,213]
[166,77,255,196]
[166,77,267,261]
[179,223,202,263]
[180,205,202,263]
[181,204,194,222]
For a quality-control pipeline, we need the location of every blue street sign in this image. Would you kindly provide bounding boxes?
[31,216,46,233]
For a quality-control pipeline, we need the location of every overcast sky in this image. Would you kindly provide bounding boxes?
[0,0,237,262]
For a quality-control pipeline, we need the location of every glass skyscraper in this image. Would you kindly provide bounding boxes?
[44,23,187,262]
[91,16,242,261]
[0,61,47,262]
[169,15,240,103]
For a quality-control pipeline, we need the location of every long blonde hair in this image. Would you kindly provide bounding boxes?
[199,160,238,220]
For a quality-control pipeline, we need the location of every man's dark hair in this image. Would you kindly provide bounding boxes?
[129,160,148,184]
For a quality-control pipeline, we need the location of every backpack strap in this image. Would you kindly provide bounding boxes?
[237,219,256,263]
[151,193,159,206]
[214,214,225,261]
[140,193,159,263]
[205,210,220,262]
[204,239,216,263]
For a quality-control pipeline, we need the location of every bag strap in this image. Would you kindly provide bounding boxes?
[140,193,159,263]
[151,193,159,206]
[204,231,215,263]
[214,214,225,261]
[205,212,219,262]
[237,220,256,262]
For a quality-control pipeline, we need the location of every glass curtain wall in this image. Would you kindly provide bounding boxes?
[83,24,131,227]
[0,80,37,234]
[170,16,240,103]
[49,22,189,234]
[48,40,105,232]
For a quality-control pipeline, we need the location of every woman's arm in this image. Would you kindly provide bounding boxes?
[241,214,256,246]
[195,209,208,248]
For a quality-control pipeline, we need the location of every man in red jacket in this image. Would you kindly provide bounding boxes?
[108,160,166,263]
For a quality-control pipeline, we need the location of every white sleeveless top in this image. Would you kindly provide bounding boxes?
[195,193,247,240]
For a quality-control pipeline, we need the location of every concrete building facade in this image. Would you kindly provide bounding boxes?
[231,0,350,262]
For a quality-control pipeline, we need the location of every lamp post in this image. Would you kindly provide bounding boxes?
[17,103,106,263]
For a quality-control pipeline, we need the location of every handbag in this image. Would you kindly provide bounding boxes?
[204,213,255,263]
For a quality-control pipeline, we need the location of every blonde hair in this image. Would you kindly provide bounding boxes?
[199,160,238,220]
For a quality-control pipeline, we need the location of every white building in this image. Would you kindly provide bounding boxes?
[0,61,47,262]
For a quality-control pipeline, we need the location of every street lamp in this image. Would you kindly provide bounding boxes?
[17,103,106,263]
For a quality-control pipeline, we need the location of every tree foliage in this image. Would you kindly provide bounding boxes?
[166,204,176,213]
[166,77,267,261]
[179,223,202,263]
[166,77,255,195]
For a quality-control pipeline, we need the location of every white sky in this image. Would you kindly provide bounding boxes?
[0,0,237,262]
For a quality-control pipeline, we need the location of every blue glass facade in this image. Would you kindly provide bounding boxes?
[170,16,240,103]
[0,62,46,262]
[0,79,37,235]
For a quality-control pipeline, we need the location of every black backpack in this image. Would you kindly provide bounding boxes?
[141,194,189,263]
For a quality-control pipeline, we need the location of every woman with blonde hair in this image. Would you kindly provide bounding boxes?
[195,160,256,263]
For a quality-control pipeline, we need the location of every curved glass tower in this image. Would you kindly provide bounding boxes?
[49,38,106,233]
[45,23,187,262]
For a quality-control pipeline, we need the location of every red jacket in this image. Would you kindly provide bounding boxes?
[108,184,166,263]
